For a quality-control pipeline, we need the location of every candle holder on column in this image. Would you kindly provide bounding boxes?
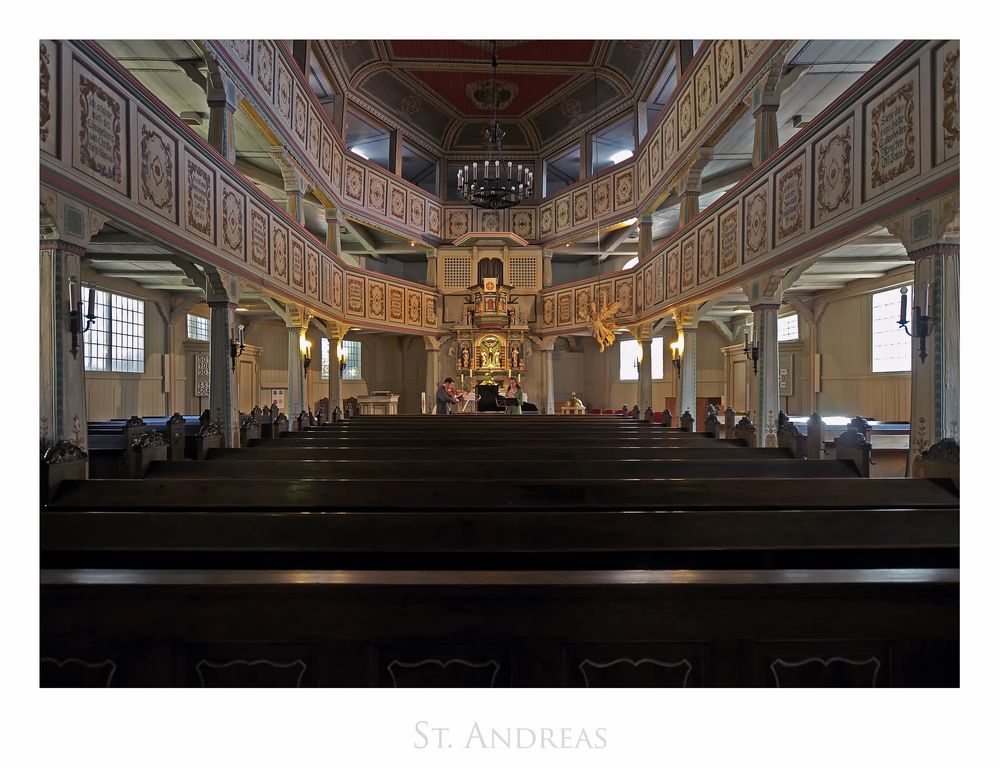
[742,330,759,376]
[897,285,934,364]
[229,324,245,371]
[68,277,98,359]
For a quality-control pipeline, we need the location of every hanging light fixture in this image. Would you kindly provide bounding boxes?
[457,41,533,209]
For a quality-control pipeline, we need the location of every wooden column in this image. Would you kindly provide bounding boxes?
[542,249,554,288]
[678,325,698,430]
[638,214,653,259]
[424,335,445,414]
[285,307,310,425]
[752,101,780,168]
[426,248,438,288]
[40,239,89,451]
[748,303,780,447]
[205,53,239,165]
[204,269,241,448]
[534,336,557,415]
[327,324,348,418]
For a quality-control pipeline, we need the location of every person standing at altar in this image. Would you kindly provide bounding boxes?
[504,379,523,415]
[436,378,460,415]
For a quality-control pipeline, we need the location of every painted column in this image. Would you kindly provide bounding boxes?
[424,335,444,414]
[752,102,780,168]
[39,240,88,451]
[638,214,653,259]
[426,248,438,288]
[533,337,557,414]
[207,299,240,447]
[273,150,308,226]
[749,303,780,447]
[633,324,653,414]
[542,249,554,288]
[678,324,698,429]
[206,53,239,165]
[327,330,344,417]
[325,206,342,256]
[907,243,960,469]
[285,318,309,423]
[884,193,960,474]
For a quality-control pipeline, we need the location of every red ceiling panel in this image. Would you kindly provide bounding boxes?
[410,70,573,116]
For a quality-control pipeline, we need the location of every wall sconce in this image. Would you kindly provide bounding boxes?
[336,342,347,374]
[67,276,97,359]
[229,324,245,371]
[670,338,683,376]
[743,327,759,376]
[300,337,312,373]
[898,284,934,363]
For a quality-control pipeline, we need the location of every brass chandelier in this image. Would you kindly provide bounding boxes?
[457,41,533,209]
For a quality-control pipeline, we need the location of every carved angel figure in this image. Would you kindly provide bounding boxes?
[587,299,621,352]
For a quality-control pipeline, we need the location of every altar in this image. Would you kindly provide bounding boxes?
[357,391,400,415]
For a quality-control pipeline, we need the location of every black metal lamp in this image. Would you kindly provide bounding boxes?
[229,324,245,371]
[743,328,759,376]
[68,276,97,359]
[898,284,933,363]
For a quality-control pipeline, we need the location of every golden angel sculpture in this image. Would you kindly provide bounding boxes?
[587,298,622,352]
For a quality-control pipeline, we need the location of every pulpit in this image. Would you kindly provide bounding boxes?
[356,391,400,415]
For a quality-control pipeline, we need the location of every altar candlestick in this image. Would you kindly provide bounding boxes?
[473,162,478,180]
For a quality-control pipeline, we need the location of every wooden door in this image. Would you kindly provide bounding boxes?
[238,359,255,414]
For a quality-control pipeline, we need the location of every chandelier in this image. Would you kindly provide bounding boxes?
[457,42,533,209]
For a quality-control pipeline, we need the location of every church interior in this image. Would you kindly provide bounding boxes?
[39,37,959,688]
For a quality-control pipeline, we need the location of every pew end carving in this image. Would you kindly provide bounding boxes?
[913,438,959,491]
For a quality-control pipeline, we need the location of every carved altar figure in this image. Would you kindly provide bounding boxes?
[587,299,622,352]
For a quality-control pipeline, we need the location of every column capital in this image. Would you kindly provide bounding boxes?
[326,320,352,340]
[284,304,311,331]
[40,188,110,248]
[423,334,449,352]
[204,266,239,305]
[204,50,242,109]
[528,335,558,353]
[883,191,960,255]
[627,322,654,342]
[271,148,311,196]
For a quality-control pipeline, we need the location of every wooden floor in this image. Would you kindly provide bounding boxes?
[40,415,959,687]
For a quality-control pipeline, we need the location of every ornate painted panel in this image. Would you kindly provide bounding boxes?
[271,221,289,283]
[694,54,715,127]
[289,236,305,292]
[573,188,591,227]
[812,118,854,227]
[774,153,806,244]
[72,59,128,196]
[556,292,572,326]
[40,41,58,157]
[306,106,321,164]
[864,66,920,201]
[331,142,343,194]
[934,41,959,165]
[137,112,177,223]
[406,288,423,326]
[321,256,333,306]
[182,150,215,244]
[648,130,662,183]
[743,181,769,262]
[427,202,442,238]
[715,39,738,100]
[346,274,366,317]
[388,182,407,224]
[368,279,386,321]
[510,208,536,241]
[255,40,275,99]
[666,245,680,298]
[424,294,438,328]
[343,158,365,204]
[275,57,292,123]
[642,264,654,309]
[680,234,697,292]
[248,202,270,273]
[592,177,612,219]
[387,285,404,324]
[678,88,694,145]
[539,202,554,238]
[476,208,502,232]
[662,108,677,172]
[574,286,592,325]
[331,263,343,310]
[614,277,634,316]
[718,202,741,275]
[635,265,645,313]
[305,246,320,300]
[613,167,635,211]
[219,181,246,260]
[408,192,425,231]
[446,208,472,239]
[292,82,308,144]
[653,254,665,304]
[320,129,333,179]
[542,295,555,328]
[555,196,571,232]
[596,281,613,310]
[697,219,717,285]
[366,171,387,216]
[637,151,649,199]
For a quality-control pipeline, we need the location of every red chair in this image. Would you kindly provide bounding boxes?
[602,409,614,415]
[653,411,664,424]
[589,409,602,415]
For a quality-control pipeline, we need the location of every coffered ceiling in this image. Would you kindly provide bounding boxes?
[316,40,666,153]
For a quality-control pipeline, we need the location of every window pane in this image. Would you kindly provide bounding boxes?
[345,110,390,170]
[83,287,110,372]
[110,293,144,373]
[320,337,330,381]
[186,313,210,341]
[872,285,912,373]
[619,337,664,380]
[592,115,634,174]
[777,314,799,342]
[545,145,580,197]
[342,340,362,380]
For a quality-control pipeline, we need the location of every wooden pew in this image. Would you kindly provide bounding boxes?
[40,567,959,686]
